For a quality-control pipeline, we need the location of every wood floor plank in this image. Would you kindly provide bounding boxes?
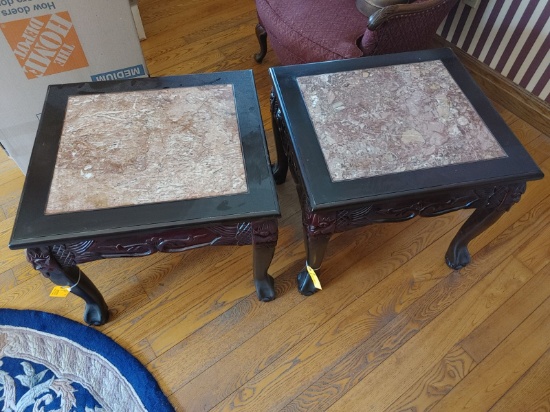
[0,215,15,238]
[150,49,227,77]
[516,220,550,274]
[143,19,255,74]
[387,258,550,412]
[508,117,543,146]
[8,260,34,285]
[0,243,27,272]
[99,246,258,358]
[134,252,186,300]
[285,194,550,411]
[183,10,258,44]
[326,256,537,412]
[1,2,549,410]
[7,252,172,327]
[59,273,148,326]
[0,165,22,186]
[206,39,267,76]
[430,294,550,412]
[146,206,417,364]
[0,146,22,177]
[1,197,20,221]
[460,263,550,363]
[144,248,259,348]
[446,159,549,263]
[171,213,466,410]
[0,274,68,314]
[138,0,202,26]
[176,2,255,45]
[0,176,24,207]
[492,102,519,124]
[0,269,16,293]
[203,209,516,412]
[2,252,160,323]
[140,0,227,38]
[151,217,418,391]
[386,346,477,412]
[525,133,550,167]
[490,332,550,412]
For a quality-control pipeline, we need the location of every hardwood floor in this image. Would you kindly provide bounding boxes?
[1,0,550,410]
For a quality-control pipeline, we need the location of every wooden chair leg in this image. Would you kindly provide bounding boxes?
[254,23,268,63]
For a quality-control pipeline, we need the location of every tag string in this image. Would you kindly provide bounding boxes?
[68,268,82,291]
[306,261,321,271]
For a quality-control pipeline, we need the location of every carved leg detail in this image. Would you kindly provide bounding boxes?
[445,207,506,270]
[26,247,109,326]
[254,23,267,63]
[270,92,289,184]
[253,244,276,301]
[252,220,278,301]
[446,183,526,270]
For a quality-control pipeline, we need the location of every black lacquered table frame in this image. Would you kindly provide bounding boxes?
[10,71,280,325]
[25,220,278,325]
[269,49,543,296]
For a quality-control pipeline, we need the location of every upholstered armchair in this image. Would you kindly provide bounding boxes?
[254,0,459,65]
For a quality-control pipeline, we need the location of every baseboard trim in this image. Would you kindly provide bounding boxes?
[434,36,550,137]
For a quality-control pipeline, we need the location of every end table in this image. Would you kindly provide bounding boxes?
[269,48,543,295]
[10,70,280,325]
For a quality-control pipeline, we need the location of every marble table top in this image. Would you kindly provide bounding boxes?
[46,85,247,214]
[297,60,507,182]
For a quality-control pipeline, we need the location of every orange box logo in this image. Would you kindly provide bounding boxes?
[0,11,88,79]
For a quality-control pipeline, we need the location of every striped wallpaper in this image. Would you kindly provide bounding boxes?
[437,0,550,103]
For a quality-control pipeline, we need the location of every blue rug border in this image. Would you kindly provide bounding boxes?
[0,309,174,412]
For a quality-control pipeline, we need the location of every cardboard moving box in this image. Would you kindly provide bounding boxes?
[0,0,147,172]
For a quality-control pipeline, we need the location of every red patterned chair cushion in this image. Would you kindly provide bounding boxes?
[256,0,458,65]
[256,0,368,64]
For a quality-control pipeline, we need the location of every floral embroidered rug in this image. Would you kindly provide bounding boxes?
[0,309,174,412]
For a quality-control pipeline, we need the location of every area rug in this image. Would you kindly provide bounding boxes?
[0,309,174,412]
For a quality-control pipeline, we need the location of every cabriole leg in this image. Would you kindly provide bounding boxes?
[445,183,526,270]
[297,228,331,296]
[252,220,278,301]
[26,246,109,326]
[445,207,506,269]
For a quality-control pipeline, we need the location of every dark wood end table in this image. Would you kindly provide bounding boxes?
[269,48,543,296]
[9,71,280,325]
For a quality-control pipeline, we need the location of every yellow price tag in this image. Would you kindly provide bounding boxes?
[306,265,322,290]
[50,286,71,298]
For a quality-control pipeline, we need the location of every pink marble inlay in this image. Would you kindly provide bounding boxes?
[46,85,247,214]
[297,60,507,181]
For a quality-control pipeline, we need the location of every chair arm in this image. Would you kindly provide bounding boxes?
[367,0,448,30]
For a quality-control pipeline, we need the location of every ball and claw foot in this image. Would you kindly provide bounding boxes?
[255,274,276,302]
[83,302,110,326]
[297,269,319,296]
[445,246,471,271]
